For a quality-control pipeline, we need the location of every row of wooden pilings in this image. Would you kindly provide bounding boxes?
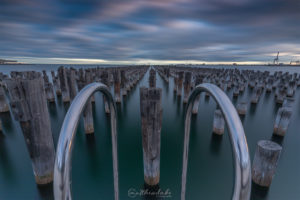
[153,65,300,189]
[0,66,147,185]
[0,64,299,193]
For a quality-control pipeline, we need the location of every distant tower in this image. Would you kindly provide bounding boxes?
[273,52,279,65]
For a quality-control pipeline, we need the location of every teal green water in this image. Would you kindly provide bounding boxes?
[0,65,300,199]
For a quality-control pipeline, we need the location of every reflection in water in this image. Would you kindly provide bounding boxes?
[204,95,210,103]
[56,95,62,107]
[272,103,281,116]
[0,112,14,133]
[239,115,246,123]
[48,103,57,118]
[176,96,182,115]
[270,134,284,146]
[209,133,223,156]
[232,96,238,105]
[142,184,161,200]
[249,103,257,115]
[37,183,54,200]
[250,182,269,200]
[0,67,300,200]
[0,134,15,179]
[63,102,70,113]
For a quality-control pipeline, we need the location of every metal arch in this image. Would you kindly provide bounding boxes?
[181,83,251,200]
[53,82,119,200]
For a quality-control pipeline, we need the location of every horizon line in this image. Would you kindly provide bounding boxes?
[2,56,296,65]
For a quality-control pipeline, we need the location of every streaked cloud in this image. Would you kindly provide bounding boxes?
[0,0,300,64]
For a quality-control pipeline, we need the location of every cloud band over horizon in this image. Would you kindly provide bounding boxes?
[1,0,300,64]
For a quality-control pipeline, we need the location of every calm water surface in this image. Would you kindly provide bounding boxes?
[0,65,299,200]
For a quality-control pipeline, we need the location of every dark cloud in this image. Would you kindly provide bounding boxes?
[0,0,300,63]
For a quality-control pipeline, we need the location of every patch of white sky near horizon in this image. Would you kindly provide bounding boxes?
[6,56,266,65]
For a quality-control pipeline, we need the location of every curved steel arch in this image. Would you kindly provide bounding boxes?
[181,83,251,200]
[53,82,119,200]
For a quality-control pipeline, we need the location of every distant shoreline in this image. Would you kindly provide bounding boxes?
[0,63,300,67]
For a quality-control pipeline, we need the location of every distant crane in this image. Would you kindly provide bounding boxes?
[273,52,279,65]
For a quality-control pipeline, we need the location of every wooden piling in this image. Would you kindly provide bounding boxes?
[66,68,77,101]
[183,72,192,103]
[58,66,70,102]
[213,109,225,135]
[113,69,121,103]
[0,86,9,112]
[236,102,248,116]
[273,98,293,136]
[192,75,203,115]
[42,71,55,102]
[101,70,110,114]
[6,72,55,185]
[251,86,262,104]
[140,87,162,186]
[177,71,184,97]
[149,69,156,88]
[252,140,282,187]
[51,70,61,96]
[77,69,94,134]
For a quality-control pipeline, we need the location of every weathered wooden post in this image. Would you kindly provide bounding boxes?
[173,76,178,93]
[273,98,293,136]
[236,102,248,116]
[58,66,70,102]
[77,69,94,134]
[66,68,77,101]
[149,69,156,88]
[251,86,263,104]
[113,69,121,103]
[51,70,61,96]
[101,70,110,114]
[120,70,127,96]
[177,71,184,97]
[252,140,282,187]
[275,86,286,104]
[42,71,55,103]
[192,75,203,114]
[213,109,225,135]
[183,72,192,103]
[6,72,55,185]
[0,86,9,113]
[140,87,162,187]
[0,120,2,133]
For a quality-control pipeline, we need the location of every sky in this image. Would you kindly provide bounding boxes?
[0,0,300,64]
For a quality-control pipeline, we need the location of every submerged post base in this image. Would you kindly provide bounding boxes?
[35,172,53,185]
[144,174,160,186]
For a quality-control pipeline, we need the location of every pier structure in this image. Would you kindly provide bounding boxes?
[192,75,204,114]
[0,85,9,113]
[154,65,170,83]
[140,86,162,187]
[273,98,294,136]
[252,140,282,187]
[212,109,225,135]
[6,71,55,185]
[42,71,55,102]
[183,71,192,103]
[177,71,184,97]
[58,66,71,103]
[236,102,248,116]
[51,70,62,96]
[167,66,300,109]
[77,69,94,134]
[113,69,121,103]
[140,68,162,187]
